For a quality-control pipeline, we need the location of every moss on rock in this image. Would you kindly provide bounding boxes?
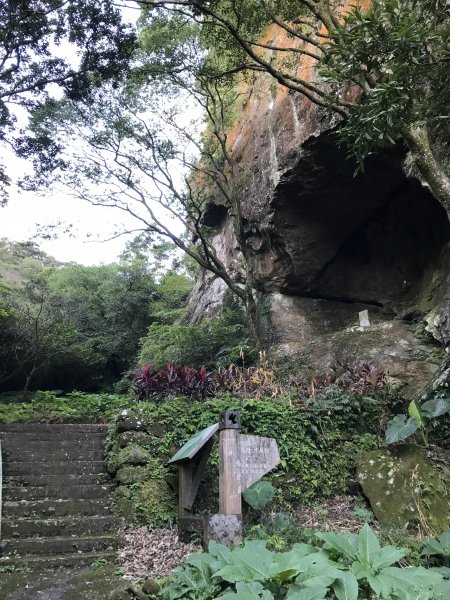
[115,465,150,485]
[117,431,153,448]
[357,445,450,534]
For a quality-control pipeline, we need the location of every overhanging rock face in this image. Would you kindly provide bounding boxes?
[188,25,450,394]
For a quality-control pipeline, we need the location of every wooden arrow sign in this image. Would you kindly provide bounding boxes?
[239,434,280,492]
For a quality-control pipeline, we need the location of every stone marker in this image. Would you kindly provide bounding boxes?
[359,309,370,327]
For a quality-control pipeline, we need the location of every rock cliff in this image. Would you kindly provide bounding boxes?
[189,19,450,396]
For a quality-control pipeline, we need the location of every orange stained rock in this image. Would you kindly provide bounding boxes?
[226,0,370,157]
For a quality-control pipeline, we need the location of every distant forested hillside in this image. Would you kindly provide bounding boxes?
[0,237,192,395]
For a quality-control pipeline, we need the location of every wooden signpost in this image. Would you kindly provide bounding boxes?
[169,410,280,545]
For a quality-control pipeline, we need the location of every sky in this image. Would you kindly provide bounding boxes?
[0,3,145,266]
[0,155,140,265]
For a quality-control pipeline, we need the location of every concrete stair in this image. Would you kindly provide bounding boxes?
[0,424,121,568]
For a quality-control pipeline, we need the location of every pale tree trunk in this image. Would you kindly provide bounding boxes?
[402,124,450,220]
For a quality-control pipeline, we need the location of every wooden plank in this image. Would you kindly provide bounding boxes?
[183,438,214,511]
[168,423,219,464]
[239,434,280,491]
[179,462,193,517]
[219,428,242,515]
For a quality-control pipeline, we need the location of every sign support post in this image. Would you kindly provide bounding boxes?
[219,410,242,515]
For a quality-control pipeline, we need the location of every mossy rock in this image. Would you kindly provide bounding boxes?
[112,485,133,499]
[116,412,146,433]
[113,479,176,526]
[113,496,135,519]
[115,465,150,485]
[117,431,153,448]
[130,480,176,527]
[146,422,166,437]
[107,444,152,475]
[357,446,450,534]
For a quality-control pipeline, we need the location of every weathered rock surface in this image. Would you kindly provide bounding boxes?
[357,446,450,534]
[273,320,441,397]
[188,14,450,390]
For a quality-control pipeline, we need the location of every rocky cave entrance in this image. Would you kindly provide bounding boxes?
[270,132,450,314]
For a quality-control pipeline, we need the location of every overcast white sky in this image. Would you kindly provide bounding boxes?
[0,3,145,266]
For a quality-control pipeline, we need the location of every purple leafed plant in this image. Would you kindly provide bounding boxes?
[134,363,214,400]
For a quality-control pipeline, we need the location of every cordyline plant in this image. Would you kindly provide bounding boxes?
[134,362,214,400]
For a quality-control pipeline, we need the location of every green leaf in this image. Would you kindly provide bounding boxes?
[235,582,274,599]
[332,571,359,600]
[371,545,406,569]
[408,400,424,427]
[219,592,261,600]
[431,566,450,578]
[315,531,358,560]
[421,398,450,419]
[357,523,380,566]
[294,552,343,588]
[270,544,319,582]
[385,414,418,444]
[421,538,446,556]
[243,481,275,510]
[214,541,273,583]
[285,586,328,600]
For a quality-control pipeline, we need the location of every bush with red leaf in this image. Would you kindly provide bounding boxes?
[134,363,214,400]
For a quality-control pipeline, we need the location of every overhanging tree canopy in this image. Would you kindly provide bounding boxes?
[0,0,137,203]
[138,0,450,216]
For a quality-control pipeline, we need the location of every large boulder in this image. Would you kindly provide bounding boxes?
[357,446,450,534]
[273,320,440,397]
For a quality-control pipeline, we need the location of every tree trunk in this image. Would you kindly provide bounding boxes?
[402,124,450,220]
[244,291,265,350]
[22,365,37,399]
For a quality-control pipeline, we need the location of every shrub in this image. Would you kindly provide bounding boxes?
[134,363,214,400]
[0,390,132,423]
[159,525,450,599]
[107,395,386,513]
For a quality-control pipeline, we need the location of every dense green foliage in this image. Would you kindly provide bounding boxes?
[0,391,131,424]
[103,389,390,527]
[160,527,450,599]
[321,0,450,170]
[0,238,192,392]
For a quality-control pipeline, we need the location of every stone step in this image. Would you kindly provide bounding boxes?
[1,534,120,555]
[2,448,105,462]
[3,483,112,501]
[3,498,112,517]
[2,515,121,538]
[1,437,106,449]
[0,434,107,447]
[3,472,110,487]
[0,424,108,434]
[3,460,106,476]
[0,550,118,569]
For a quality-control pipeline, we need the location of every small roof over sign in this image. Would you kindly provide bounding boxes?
[168,422,219,464]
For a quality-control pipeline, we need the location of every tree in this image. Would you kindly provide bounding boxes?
[139,0,450,217]
[5,273,79,395]
[26,72,266,344]
[0,0,136,204]
[0,234,196,392]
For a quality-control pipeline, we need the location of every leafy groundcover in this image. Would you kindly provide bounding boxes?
[160,524,450,600]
